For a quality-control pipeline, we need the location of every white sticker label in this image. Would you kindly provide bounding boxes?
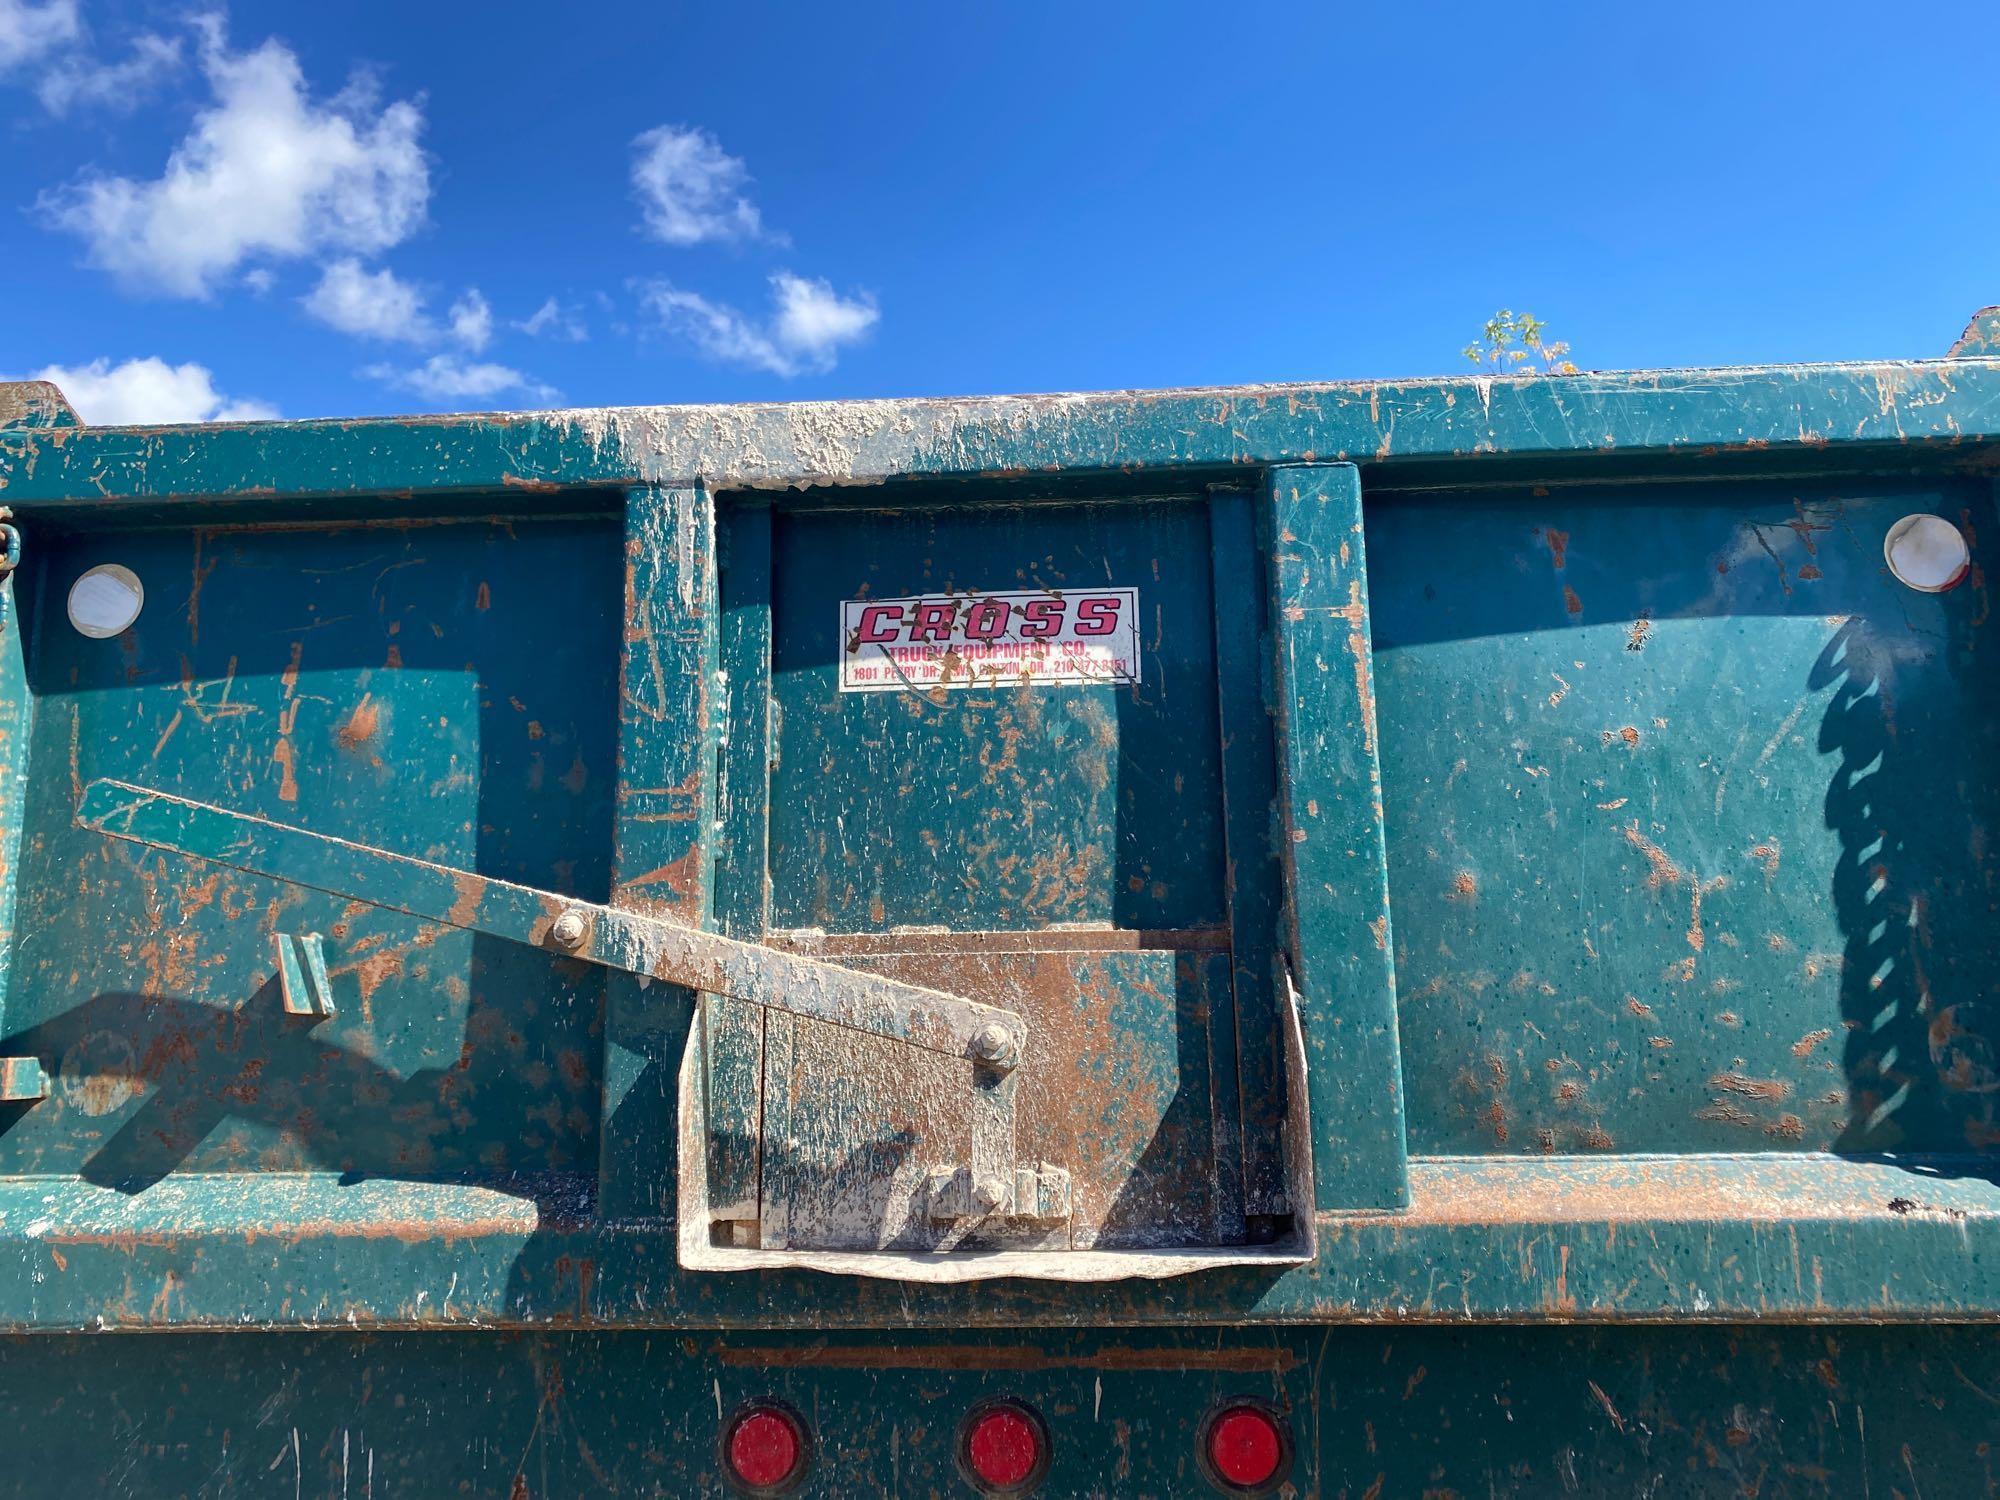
[839,588,1141,693]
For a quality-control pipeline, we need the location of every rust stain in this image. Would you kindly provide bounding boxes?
[1621,823,1683,889]
[446,872,484,928]
[335,693,381,752]
[1548,1243,1576,1314]
[1787,502,1830,554]
[1447,871,1478,901]
[331,951,405,1008]
[1709,1071,1792,1100]
[1539,527,1570,569]
[149,708,183,761]
[624,847,703,904]
[1792,1028,1834,1058]
[1332,578,1378,760]
[1749,841,1781,880]
[271,735,299,803]
[1696,1098,1758,1128]
[273,641,303,802]
[1563,585,1584,618]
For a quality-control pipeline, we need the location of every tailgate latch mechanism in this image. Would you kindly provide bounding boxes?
[77,778,1066,1231]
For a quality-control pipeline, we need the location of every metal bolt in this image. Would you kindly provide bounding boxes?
[550,909,589,950]
[971,1175,1009,1214]
[972,1023,1016,1068]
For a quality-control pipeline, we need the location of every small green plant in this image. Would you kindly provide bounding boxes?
[1463,310,1579,375]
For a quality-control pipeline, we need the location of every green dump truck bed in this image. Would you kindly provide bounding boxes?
[4,317,2000,1495]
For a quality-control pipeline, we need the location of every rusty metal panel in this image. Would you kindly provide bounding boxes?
[2,516,620,1189]
[1372,478,2000,1160]
[766,941,1234,1252]
[4,331,2000,1373]
[696,489,1307,1268]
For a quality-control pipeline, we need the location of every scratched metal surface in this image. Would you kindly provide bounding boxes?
[4,347,2000,1337]
[766,498,1226,933]
[0,516,620,1182]
[1372,477,2000,1159]
[750,496,1251,1252]
[4,1324,2000,1497]
[769,945,1236,1251]
[4,362,1998,507]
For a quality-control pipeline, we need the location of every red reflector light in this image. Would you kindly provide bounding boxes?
[723,1402,808,1494]
[1203,1402,1289,1493]
[959,1399,1050,1494]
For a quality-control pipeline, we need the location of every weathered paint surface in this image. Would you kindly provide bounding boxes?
[5,516,619,1189]
[1373,477,2000,1161]
[5,1324,2000,1497]
[1270,465,1407,1211]
[4,344,2000,1491]
[75,778,1031,1067]
[5,360,2000,508]
[0,381,76,432]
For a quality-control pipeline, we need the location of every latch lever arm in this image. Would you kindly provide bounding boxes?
[77,779,1027,1066]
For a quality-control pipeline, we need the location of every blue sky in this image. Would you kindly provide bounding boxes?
[3,1,1997,424]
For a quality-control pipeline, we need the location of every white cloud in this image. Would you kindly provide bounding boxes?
[301,260,497,355]
[36,30,182,114]
[302,257,429,341]
[517,296,586,342]
[630,124,768,247]
[0,0,78,71]
[639,271,877,377]
[447,289,491,352]
[40,17,429,297]
[361,354,554,407]
[772,271,879,358]
[26,356,278,425]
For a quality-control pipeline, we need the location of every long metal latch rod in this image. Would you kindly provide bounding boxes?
[77,779,1028,1068]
